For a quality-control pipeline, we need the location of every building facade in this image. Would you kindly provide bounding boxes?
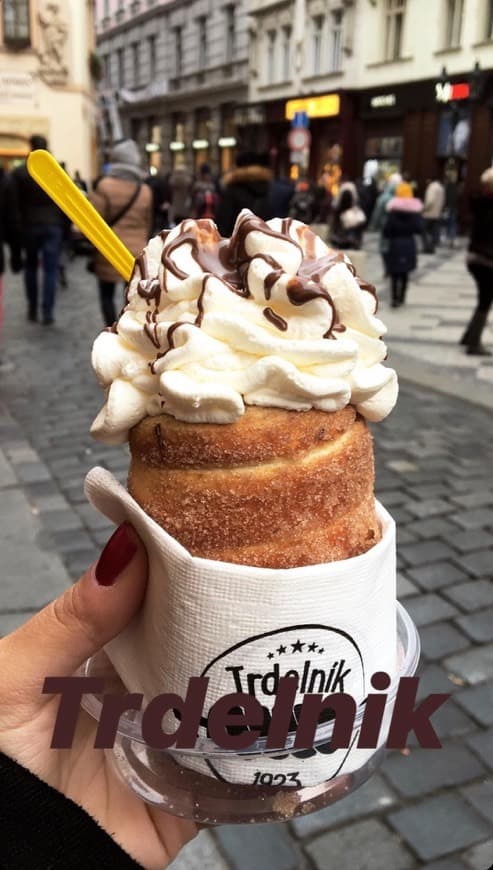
[248,0,493,193]
[96,0,249,175]
[0,0,97,179]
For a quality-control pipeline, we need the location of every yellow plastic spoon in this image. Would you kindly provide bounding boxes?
[27,150,135,282]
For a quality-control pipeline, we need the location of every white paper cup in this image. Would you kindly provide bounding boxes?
[85,467,396,788]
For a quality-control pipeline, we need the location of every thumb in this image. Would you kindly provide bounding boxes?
[0,523,147,698]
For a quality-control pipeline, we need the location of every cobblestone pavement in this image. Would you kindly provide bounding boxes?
[0,252,492,870]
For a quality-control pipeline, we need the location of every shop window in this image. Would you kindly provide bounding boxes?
[3,0,30,48]
[266,30,277,83]
[225,5,235,63]
[384,0,406,61]
[198,16,207,69]
[329,9,343,72]
[444,0,463,48]
[312,16,324,76]
[117,47,125,87]
[174,26,183,76]
[281,26,291,80]
[148,34,157,79]
[486,0,493,39]
[132,42,140,87]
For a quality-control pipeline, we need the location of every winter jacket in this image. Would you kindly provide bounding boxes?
[215,165,273,236]
[422,180,445,220]
[467,191,493,269]
[169,168,193,223]
[90,176,152,283]
[0,169,22,274]
[9,160,65,230]
[330,182,365,250]
[383,197,423,275]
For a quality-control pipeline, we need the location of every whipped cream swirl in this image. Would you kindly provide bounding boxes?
[91,211,398,443]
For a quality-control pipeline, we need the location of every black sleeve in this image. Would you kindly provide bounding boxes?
[215,188,237,236]
[0,752,142,869]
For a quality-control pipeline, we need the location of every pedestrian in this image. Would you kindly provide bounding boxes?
[443,168,460,248]
[73,169,88,192]
[191,163,218,220]
[9,134,65,325]
[460,167,493,356]
[329,180,366,250]
[289,178,316,224]
[215,151,273,237]
[90,139,152,327]
[168,162,193,225]
[370,172,402,275]
[422,176,445,253]
[267,174,294,219]
[147,171,171,233]
[358,159,379,224]
[0,167,23,369]
[383,181,423,308]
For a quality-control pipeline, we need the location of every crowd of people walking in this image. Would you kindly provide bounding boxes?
[0,134,491,359]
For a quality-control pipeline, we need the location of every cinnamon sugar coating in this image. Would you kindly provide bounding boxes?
[128,406,381,568]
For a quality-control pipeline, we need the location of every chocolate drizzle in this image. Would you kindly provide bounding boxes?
[263,307,288,331]
[144,309,160,348]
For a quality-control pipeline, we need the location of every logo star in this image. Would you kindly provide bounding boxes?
[308,641,318,652]
[291,639,304,653]
[277,644,287,655]
[267,652,274,659]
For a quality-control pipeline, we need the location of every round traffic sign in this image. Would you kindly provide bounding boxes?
[288,128,311,151]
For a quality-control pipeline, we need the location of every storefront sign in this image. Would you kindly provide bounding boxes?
[218,137,237,148]
[435,81,470,103]
[370,94,396,108]
[285,94,340,121]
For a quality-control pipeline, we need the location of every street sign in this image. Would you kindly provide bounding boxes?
[292,110,309,129]
[288,128,311,151]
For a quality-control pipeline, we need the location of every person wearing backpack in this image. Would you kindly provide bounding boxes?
[192,164,219,220]
[90,140,152,326]
[289,179,316,224]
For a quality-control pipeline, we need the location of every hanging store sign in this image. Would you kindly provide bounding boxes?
[285,94,340,121]
[435,81,470,103]
[169,141,185,151]
[218,137,237,148]
[370,93,397,108]
[192,139,209,150]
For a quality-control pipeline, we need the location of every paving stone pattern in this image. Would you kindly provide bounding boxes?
[1,254,493,869]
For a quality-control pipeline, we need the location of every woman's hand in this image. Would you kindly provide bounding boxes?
[0,522,197,869]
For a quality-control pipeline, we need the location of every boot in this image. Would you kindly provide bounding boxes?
[463,309,491,354]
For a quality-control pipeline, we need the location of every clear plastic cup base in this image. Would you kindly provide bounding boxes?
[80,601,419,824]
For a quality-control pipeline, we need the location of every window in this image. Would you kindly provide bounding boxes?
[488,0,493,39]
[225,5,235,62]
[117,47,125,87]
[384,0,406,61]
[3,0,30,47]
[445,0,463,47]
[266,30,277,83]
[174,26,183,76]
[281,26,291,80]
[312,16,324,76]
[104,54,111,85]
[132,42,140,86]
[329,10,343,71]
[198,16,207,68]
[148,34,157,79]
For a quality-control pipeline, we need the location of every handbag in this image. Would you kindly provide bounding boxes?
[340,205,366,230]
[87,182,142,273]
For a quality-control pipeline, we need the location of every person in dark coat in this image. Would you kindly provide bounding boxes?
[215,152,273,236]
[461,168,493,355]
[267,175,294,219]
[383,182,423,307]
[330,181,366,250]
[9,134,65,324]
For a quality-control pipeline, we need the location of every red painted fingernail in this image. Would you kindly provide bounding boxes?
[95,523,138,586]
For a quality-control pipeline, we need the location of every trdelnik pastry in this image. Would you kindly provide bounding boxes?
[91,210,397,442]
